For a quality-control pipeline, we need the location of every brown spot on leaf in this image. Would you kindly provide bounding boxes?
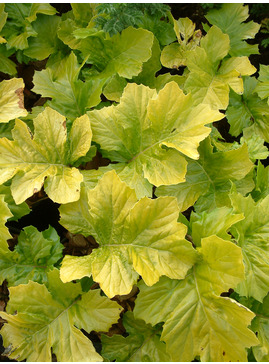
[223,351,225,356]
[15,88,24,109]
[63,120,66,129]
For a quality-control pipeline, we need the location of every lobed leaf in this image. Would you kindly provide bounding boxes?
[0,78,27,123]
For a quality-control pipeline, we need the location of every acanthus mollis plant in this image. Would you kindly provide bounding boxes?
[0,2,269,362]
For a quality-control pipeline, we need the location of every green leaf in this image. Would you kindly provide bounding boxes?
[0,226,63,286]
[0,52,17,75]
[184,25,256,109]
[101,311,171,361]
[89,82,223,196]
[60,170,197,298]
[156,137,254,212]
[205,3,260,57]
[0,269,122,362]
[0,194,12,250]
[0,185,30,220]
[252,162,269,202]
[33,52,106,120]
[0,78,27,123]
[230,189,269,302]
[251,293,269,361]
[26,3,57,23]
[24,15,66,60]
[226,76,269,142]
[0,107,92,204]
[134,235,258,361]
[240,127,269,160]
[255,64,269,104]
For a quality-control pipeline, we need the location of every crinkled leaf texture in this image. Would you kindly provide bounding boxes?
[101,311,171,362]
[205,3,260,57]
[156,137,253,212]
[0,107,92,204]
[230,188,269,302]
[184,25,256,109]
[88,81,223,198]
[0,78,27,123]
[134,235,259,362]
[0,226,63,286]
[60,170,197,298]
[0,269,122,362]
[0,194,12,250]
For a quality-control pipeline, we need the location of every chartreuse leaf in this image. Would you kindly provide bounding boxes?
[0,107,93,204]
[250,293,269,361]
[226,76,269,142]
[0,269,122,362]
[33,52,106,120]
[255,64,269,104]
[0,195,12,250]
[184,25,256,109]
[0,4,7,43]
[205,3,260,57]
[60,170,197,298]
[0,78,27,123]
[134,235,259,362]
[89,82,223,197]
[0,226,63,286]
[252,162,269,202]
[229,189,269,302]
[101,311,171,361]
[0,185,30,220]
[161,17,202,68]
[156,137,253,212]
[0,52,17,76]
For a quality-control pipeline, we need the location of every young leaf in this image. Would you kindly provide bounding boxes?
[33,52,106,120]
[0,107,92,204]
[134,236,259,361]
[0,226,63,286]
[60,170,198,298]
[156,137,253,212]
[0,78,27,123]
[0,269,122,362]
[0,194,12,250]
[184,25,256,109]
[205,3,260,57]
[89,81,223,197]
[226,76,269,142]
[230,189,269,302]
[101,311,171,361]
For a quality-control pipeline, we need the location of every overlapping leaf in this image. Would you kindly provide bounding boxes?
[252,162,269,202]
[0,269,122,362]
[255,64,269,104]
[0,185,30,220]
[33,52,106,120]
[230,188,269,302]
[0,107,93,204]
[184,25,256,109]
[134,235,259,362]
[88,81,223,197]
[0,194,12,250]
[101,311,171,361]
[205,3,260,57]
[156,137,254,212]
[0,78,27,123]
[0,226,63,286]
[226,76,269,142]
[60,170,197,298]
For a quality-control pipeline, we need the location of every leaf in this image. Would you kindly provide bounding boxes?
[240,127,269,160]
[0,194,12,250]
[0,226,63,286]
[89,82,223,196]
[0,107,92,204]
[134,235,259,362]
[0,185,30,220]
[33,52,106,120]
[255,64,269,103]
[252,161,269,202]
[156,137,254,212]
[226,76,269,142]
[101,311,171,361]
[0,52,17,75]
[251,293,269,361]
[230,189,269,302]
[205,3,260,57]
[0,78,27,123]
[60,170,198,298]
[0,269,122,361]
[184,25,256,109]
